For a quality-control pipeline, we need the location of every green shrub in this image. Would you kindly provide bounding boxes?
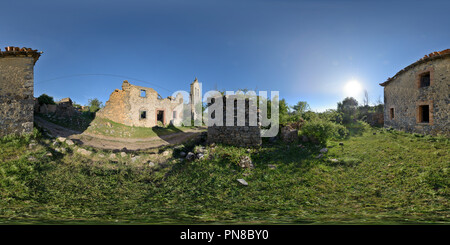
[346,120,371,136]
[37,94,55,105]
[301,118,348,146]
[302,111,319,121]
[426,168,449,191]
[318,109,343,123]
[156,121,165,127]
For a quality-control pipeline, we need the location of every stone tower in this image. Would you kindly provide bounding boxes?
[189,77,202,125]
[0,46,42,137]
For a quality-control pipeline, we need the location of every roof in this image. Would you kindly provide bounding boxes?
[380,49,450,87]
[0,46,42,64]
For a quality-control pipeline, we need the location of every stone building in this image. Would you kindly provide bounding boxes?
[97,80,185,127]
[55,98,77,117]
[207,95,262,147]
[0,46,41,137]
[190,78,202,123]
[380,49,450,136]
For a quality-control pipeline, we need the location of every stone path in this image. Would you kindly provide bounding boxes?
[35,116,206,151]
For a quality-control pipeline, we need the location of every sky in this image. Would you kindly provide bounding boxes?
[1,0,449,111]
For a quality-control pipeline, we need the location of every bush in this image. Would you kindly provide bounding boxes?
[318,109,343,123]
[156,121,165,128]
[87,98,103,113]
[346,120,371,136]
[302,111,319,121]
[301,118,348,146]
[37,94,55,105]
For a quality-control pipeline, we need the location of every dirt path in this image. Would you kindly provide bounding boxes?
[35,116,206,151]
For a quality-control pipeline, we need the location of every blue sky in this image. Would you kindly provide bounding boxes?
[2,0,449,111]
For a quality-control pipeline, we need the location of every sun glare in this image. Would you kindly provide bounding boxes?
[343,80,363,98]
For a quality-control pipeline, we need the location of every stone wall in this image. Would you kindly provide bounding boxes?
[366,112,384,127]
[0,47,41,137]
[190,78,202,123]
[207,95,262,147]
[97,80,184,127]
[381,50,449,136]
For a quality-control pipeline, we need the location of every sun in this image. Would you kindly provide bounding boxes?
[343,80,363,98]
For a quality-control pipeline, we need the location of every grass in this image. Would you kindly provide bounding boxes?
[0,127,448,224]
[37,113,196,139]
[36,112,94,132]
[84,117,195,138]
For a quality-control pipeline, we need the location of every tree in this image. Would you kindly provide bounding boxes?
[375,95,384,113]
[363,90,369,107]
[87,98,103,113]
[338,97,358,110]
[72,101,82,109]
[291,101,310,116]
[375,95,383,106]
[37,94,55,105]
[278,98,290,125]
[318,109,343,123]
[337,97,358,124]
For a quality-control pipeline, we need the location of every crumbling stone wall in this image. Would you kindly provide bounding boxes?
[97,81,184,127]
[207,95,262,147]
[55,98,77,117]
[0,47,41,137]
[366,112,384,127]
[381,50,450,136]
[190,78,202,123]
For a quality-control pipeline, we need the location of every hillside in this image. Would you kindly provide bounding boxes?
[0,127,448,224]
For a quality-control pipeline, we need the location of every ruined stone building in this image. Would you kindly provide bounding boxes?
[190,78,202,123]
[97,80,187,127]
[0,46,41,137]
[380,49,450,136]
[207,95,262,147]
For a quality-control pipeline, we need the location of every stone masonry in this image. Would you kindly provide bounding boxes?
[190,78,202,123]
[97,80,184,127]
[0,46,41,137]
[207,95,262,147]
[380,49,450,136]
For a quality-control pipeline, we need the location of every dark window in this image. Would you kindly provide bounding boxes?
[157,110,164,124]
[140,90,146,97]
[390,108,395,119]
[140,111,147,119]
[173,111,177,119]
[419,105,429,123]
[419,72,430,88]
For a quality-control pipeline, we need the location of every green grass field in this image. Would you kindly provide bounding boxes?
[85,117,193,138]
[36,113,196,138]
[0,127,448,224]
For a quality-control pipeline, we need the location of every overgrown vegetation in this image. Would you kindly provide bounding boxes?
[273,96,383,145]
[2,93,447,224]
[301,117,348,145]
[87,98,103,113]
[0,126,448,224]
[85,117,194,138]
[37,94,55,105]
[35,112,94,132]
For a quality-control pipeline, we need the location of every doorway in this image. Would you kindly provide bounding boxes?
[156,110,165,125]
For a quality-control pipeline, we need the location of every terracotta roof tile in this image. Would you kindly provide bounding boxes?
[380,49,450,86]
[0,46,42,63]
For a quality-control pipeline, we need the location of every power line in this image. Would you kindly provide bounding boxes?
[35,73,175,93]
